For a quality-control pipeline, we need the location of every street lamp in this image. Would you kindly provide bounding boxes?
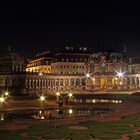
[86,73,90,78]
[0,97,5,103]
[68,93,72,100]
[40,95,45,101]
[56,92,60,96]
[117,72,123,77]
[115,70,126,88]
[40,95,45,109]
[68,108,73,115]
[56,92,60,101]
[116,70,125,78]
[39,72,43,76]
[84,72,93,90]
[68,93,72,98]
[68,93,73,102]
[4,91,9,96]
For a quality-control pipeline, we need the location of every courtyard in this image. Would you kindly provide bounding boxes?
[0,93,140,139]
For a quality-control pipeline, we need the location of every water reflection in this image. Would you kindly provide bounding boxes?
[86,99,122,104]
[69,98,122,104]
[0,112,4,121]
[0,108,111,122]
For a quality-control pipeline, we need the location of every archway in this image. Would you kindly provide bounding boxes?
[100,77,107,89]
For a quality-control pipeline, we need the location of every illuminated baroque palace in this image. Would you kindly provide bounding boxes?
[0,46,140,95]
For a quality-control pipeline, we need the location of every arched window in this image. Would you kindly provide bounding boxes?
[60,79,63,86]
[136,77,139,85]
[76,79,80,86]
[132,77,135,85]
[37,79,39,87]
[48,79,50,86]
[127,78,130,85]
[100,63,106,74]
[70,79,74,86]
[56,79,59,86]
[90,63,94,73]
[82,78,86,86]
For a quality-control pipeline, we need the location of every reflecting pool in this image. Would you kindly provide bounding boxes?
[0,108,111,122]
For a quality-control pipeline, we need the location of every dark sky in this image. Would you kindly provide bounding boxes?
[0,0,140,57]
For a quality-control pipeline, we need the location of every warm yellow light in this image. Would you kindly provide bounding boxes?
[0,97,5,103]
[118,72,123,77]
[39,72,43,76]
[120,81,123,85]
[56,92,60,96]
[86,73,90,78]
[1,116,4,121]
[69,109,73,114]
[0,113,4,121]
[68,93,72,97]
[41,116,45,120]
[93,99,96,103]
[40,95,45,101]
[92,78,95,81]
[112,100,115,103]
[119,100,122,103]
[115,100,119,104]
[5,91,9,96]
[116,70,125,78]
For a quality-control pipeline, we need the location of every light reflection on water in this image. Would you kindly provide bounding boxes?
[0,99,122,122]
[0,108,111,122]
[71,99,122,104]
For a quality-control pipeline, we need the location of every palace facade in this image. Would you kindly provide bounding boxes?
[0,47,140,95]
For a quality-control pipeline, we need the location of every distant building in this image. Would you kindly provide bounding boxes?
[0,46,140,95]
[0,47,24,74]
[25,51,53,74]
[128,57,140,73]
[87,52,128,90]
[51,47,90,75]
[0,47,25,94]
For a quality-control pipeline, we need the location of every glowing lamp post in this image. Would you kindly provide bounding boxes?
[86,73,90,78]
[39,72,43,76]
[0,97,5,103]
[117,72,123,78]
[85,72,92,90]
[56,92,60,101]
[68,93,72,98]
[68,93,72,101]
[40,95,45,109]
[5,91,9,97]
[68,109,73,115]
[116,70,126,88]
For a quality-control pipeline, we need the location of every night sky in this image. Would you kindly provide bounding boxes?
[0,0,140,58]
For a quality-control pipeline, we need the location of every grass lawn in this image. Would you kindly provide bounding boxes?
[1,113,140,140]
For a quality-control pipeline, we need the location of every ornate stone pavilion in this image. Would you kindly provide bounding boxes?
[86,52,140,91]
[86,52,128,90]
[0,47,140,95]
